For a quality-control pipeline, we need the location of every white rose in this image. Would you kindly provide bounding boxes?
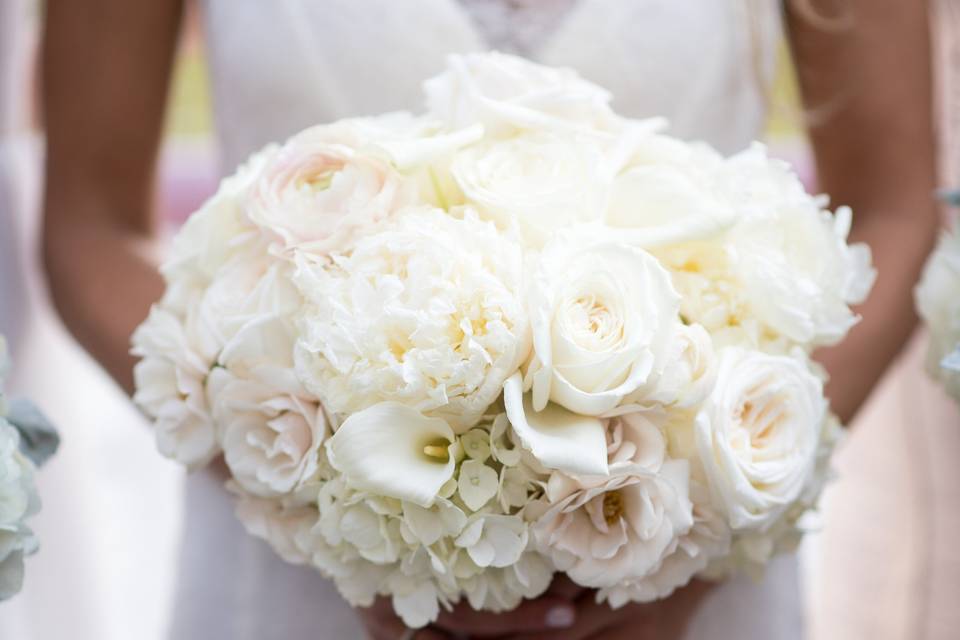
[424,52,618,135]
[694,348,825,531]
[211,316,328,498]
[606,134,737,247]
[247,120,416,254]
[294,207,529,430]
[915,221,960,399]
[525,233,682,416]
[452,133,612,245]
[531,460,693,589]
[598,483,730,606]
[625,322,718,410]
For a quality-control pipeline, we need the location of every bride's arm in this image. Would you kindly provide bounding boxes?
[41,0,184,394]
[787,0,939,423]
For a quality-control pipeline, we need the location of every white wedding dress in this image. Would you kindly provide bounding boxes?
[172,1,803,638]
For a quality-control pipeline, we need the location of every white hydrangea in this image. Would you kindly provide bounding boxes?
[0,338,43,601]
[0,419,40,601]
[915,219,960,400]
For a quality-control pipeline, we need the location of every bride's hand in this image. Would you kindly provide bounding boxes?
[504,579,713,640]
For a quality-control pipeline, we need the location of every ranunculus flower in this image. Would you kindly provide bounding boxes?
[694,348,825,531]
[294,207,529,430]
[424,52,618,135]
[524,233,683,416]
[915,220,960,399]
[247,121,415,254]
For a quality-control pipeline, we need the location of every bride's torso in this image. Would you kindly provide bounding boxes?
[201,0,780,169]
[173,3,800,639]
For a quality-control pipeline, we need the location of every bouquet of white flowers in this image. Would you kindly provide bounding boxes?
[132,53,875,627]
[915,189,960,401]
[0,336,58,600]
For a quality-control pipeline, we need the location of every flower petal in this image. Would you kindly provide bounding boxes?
[503,374,608,476]
[327,402,456,507]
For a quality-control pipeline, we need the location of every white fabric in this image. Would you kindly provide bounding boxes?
[184,1,797,638]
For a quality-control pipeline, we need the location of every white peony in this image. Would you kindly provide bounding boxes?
[915,220,960,399]
[424,52,618,135]
[694,348,825,531]
[247,120,416,254]
[294,207,529,430]
[525,233,683,416]
[720,146,874,348]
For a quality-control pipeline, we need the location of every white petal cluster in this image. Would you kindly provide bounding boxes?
[916,216,960,401]
[294,207,529,430]
[132,53,874,626]
[0,337,43,600]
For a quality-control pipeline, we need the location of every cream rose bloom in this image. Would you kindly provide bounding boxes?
[531,415,693,589]
[606,134,737,247]
[211,313,327,498]
[247,119,416,254]
[525,233,683,416]
[915,221,960,399]
[451,133,613,245]
[694,348,825,531]
[294,207,529,430]
[424,52,618,135]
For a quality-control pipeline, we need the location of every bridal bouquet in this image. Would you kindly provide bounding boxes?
[133,53,875,627]
[915,189,960,401]
[1,336,59,600]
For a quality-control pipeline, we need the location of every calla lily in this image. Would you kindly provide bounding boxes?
[503,374,608,476]
[327,402,458,507]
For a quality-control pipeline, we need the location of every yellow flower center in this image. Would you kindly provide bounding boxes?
[422,439,450,462]
[602,490,625,525]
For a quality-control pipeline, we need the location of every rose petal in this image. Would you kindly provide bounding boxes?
[503,373,608,476]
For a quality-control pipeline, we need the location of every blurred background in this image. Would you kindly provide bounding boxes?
[0,2,958,639]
